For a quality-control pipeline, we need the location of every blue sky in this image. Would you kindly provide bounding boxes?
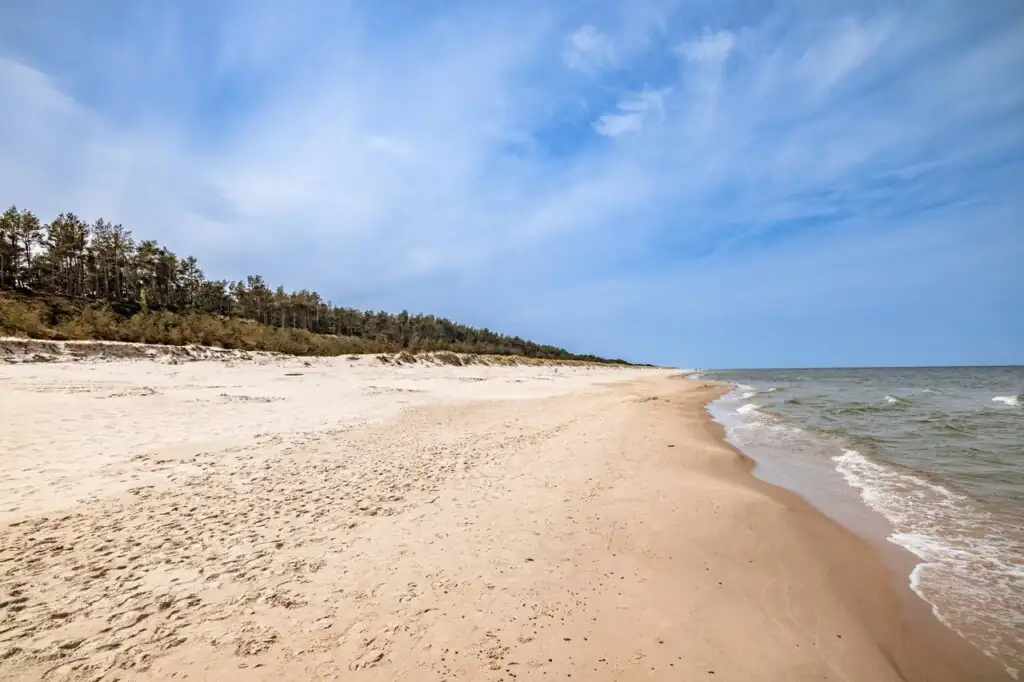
[1,0,1021,368]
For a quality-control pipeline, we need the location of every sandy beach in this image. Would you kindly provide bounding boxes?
[0,342,1007,681]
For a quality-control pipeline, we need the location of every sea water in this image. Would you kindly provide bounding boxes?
[698,367,1023,679]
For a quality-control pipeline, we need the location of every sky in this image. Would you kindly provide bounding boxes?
[0,0,1021,368]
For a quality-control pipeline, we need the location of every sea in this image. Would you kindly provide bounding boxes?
[695,366,1023,679]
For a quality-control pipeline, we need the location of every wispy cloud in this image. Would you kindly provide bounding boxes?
[564,25,616,73]
[1,0,1021,366]
[594,87,669,136]
[676,29,735,64]
[794,16,894,95]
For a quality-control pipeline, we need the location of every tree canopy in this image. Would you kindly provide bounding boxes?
[0,205,631,363]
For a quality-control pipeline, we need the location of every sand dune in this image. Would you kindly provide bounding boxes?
[0,345,1005,680]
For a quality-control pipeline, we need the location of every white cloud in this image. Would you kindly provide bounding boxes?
[795,16,893,94]
[0,5,562,293]
[0,1,1020,365]
[594,113,643,136]
[676,29,735,64]
[563,25,615,72]
[594,88,668,136]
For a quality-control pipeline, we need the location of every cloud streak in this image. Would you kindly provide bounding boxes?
[0,0,1021,366]
[564,25,616,73]
[594,88,669,136]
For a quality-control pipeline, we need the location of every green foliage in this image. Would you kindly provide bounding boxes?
[0,203,634,363]
[0,293,397,355]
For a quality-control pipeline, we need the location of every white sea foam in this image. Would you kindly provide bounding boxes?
[736,403,761,415]
[832,449,1023,679]
[720,397,803,438]
[734,383,757,399]
[710,374,1023,678]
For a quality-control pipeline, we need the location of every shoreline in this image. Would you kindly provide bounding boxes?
[0,356,1010,680]
[697,380,1012,681]
[704,377,1020,680]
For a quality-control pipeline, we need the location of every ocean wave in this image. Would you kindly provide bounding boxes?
[934,421,973,436]
[728,401,804,436]
[736,403,761,415]
[712,391,804,439]
[833,396,912,415]
[834,403,886,415]
[832,449,1023,678]
[992,395,1021,407]
[733,384,758,401]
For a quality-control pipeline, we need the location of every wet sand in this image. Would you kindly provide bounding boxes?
[0,342,1008,680]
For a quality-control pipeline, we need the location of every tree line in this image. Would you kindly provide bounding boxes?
[0,205,629,363]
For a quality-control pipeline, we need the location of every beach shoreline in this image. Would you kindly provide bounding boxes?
[0,348,1009,680]
[700,380,1012,681]
[703,371,1022,680]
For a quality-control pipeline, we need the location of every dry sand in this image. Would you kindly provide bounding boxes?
[0,341,1007,681]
